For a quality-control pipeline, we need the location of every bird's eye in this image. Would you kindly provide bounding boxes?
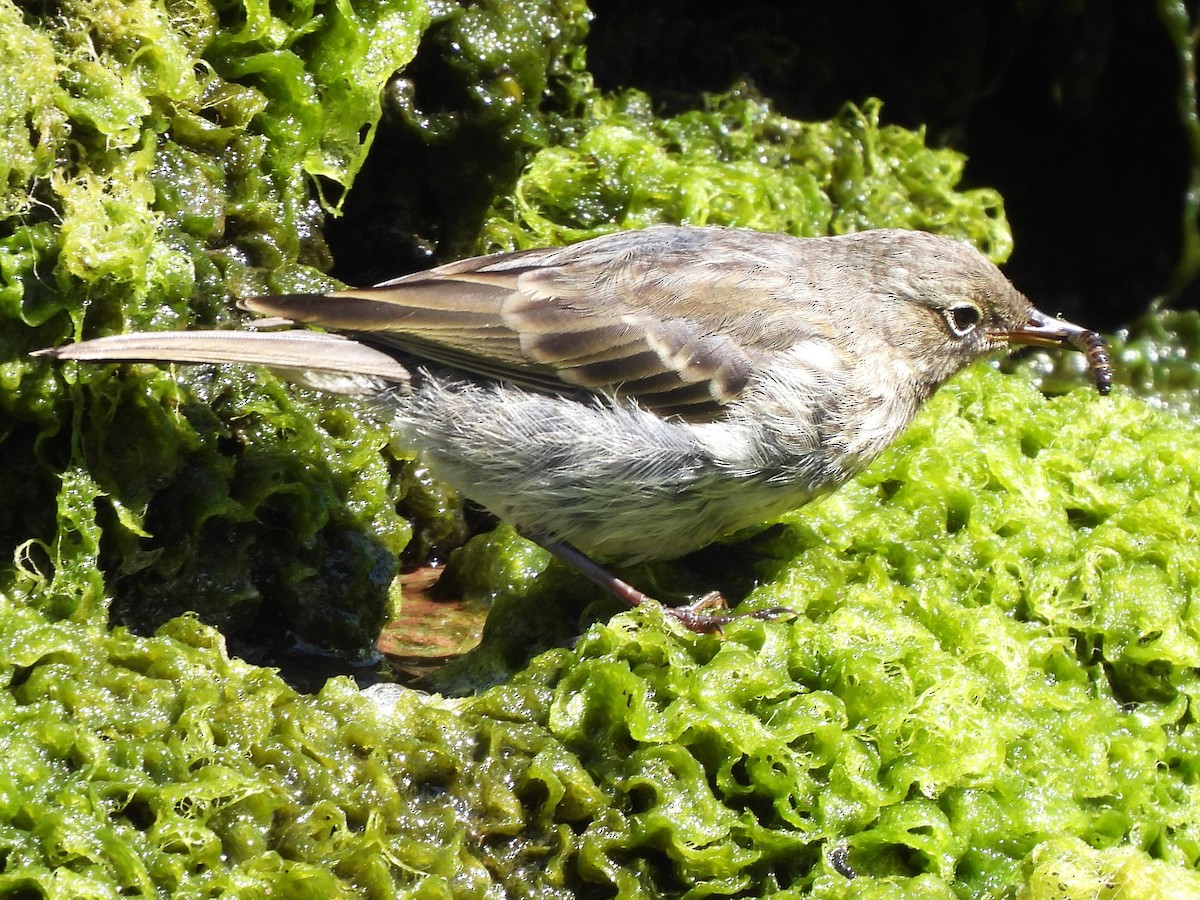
[946,304,982,336]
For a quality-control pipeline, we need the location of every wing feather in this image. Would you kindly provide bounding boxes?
[33,330,411,385]
[241,225,823,421]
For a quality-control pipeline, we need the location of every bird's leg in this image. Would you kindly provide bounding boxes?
[523,531,792,634]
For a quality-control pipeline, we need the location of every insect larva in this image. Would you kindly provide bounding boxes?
[1070,330,1113,395]
[829,845,855,878]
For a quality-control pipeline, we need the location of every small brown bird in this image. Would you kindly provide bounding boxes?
[37,226,1112,631]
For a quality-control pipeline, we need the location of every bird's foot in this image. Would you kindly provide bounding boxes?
[525,532,795,634]
[663,591,795,634]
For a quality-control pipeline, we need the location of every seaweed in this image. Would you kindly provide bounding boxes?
[2,0,438,653]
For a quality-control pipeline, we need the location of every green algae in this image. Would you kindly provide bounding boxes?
[0,608,504,895]
[480,88,1012,263]
[3,0,434,652]
[6,370,1200,895]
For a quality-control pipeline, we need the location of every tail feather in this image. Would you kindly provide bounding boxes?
[32,329,411,385]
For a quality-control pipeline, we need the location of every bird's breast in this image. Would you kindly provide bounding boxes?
[729,341,926,480]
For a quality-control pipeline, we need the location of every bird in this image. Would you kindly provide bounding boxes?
[35,225,1112,631]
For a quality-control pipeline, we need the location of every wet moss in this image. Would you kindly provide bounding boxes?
[480,87,1011,262]
[3,0,432,652]
[6,371,1200,895]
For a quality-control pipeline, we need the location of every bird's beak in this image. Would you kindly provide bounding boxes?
[994,308,1095,350]
[988,308,1113,395]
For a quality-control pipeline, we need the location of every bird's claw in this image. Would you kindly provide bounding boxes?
[663,592,796,634]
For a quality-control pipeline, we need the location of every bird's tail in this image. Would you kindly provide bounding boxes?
[32,329,411,389]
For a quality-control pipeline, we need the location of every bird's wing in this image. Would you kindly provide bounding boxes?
[244,226,818,421]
